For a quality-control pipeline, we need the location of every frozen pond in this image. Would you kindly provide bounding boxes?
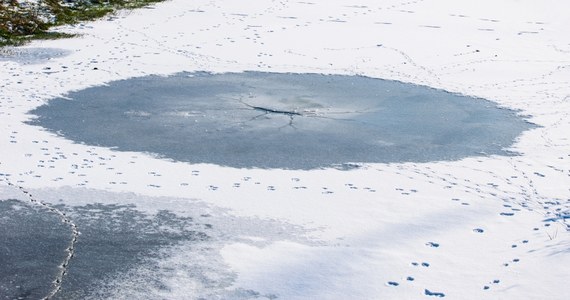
[29,72,534,169]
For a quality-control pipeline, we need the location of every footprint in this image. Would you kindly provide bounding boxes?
[484,279,500,290]
[424,289,445,297]
[412,261,430,268]
[425,242,440,248]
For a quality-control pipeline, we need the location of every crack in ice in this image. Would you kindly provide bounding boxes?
[236,97,380,131]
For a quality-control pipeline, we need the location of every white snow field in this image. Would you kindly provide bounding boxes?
[1,0,569,299]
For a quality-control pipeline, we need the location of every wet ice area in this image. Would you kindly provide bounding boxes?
[0,185,312,299]
[29,72,533,169]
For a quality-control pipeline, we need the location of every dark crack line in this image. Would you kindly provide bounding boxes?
[239,111,298,131]
[216,96,384,130]
[251,105,302,116]
[1,177,78,300]
[239,99,303,116]
[232,98,302,130]
[238,98,358,126]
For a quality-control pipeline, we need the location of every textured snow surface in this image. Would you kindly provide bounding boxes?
[1,0,569,299]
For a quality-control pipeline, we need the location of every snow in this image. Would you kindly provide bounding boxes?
[1,0,569,299]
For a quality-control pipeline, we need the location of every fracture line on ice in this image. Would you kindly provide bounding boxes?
[233,96,378,131]
[0,176,78,300]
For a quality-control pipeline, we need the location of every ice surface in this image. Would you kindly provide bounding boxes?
[29,72,532,169]
[0,198,68,299]
[15,187,313,299]
[0,47,70,64]
[1,0,569,299]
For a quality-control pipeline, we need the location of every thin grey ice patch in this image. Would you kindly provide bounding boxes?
[22,187,313,299]
[0,47,70,64]
[0,199,69,300]
[28,72,535,169]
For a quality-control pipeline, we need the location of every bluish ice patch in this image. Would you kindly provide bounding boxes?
[0,199,68,299]
[28,72,534,169]
[51,203,210,299]
[0,47,70,64]
[2,187,313,299]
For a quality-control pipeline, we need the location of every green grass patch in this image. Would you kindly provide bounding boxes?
[1,32,78,47]
[1,0,165,47]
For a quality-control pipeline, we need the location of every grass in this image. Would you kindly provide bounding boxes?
[1,0,165,47]
[0,32,78,47]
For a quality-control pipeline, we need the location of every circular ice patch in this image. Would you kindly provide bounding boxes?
[28,72,533,169]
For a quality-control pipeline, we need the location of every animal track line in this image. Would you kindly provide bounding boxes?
[1,176,78,300]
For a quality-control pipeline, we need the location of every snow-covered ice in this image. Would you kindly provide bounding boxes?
[1,0,569,299]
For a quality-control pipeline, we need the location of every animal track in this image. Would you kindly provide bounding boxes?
[424,289,445,297]
[425,242,440,248]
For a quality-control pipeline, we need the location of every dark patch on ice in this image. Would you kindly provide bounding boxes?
[21,187,313,299]
[51,203,209,299]
[0,199,69,299]
[28,72,534,169]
